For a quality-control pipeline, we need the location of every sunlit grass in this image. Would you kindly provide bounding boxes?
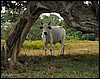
[20,40,99,56]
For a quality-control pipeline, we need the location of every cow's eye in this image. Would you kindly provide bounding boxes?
[48,26,52,29]
[40,26,43,29]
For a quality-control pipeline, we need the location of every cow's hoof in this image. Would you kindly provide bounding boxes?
[60,54,64,56]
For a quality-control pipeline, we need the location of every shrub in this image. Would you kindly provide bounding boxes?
[81,33,97,41]
[22,40,32,49]
[31,40,44,49]
[95,37,99,41]
[1,40,5,46]
[1,40,62,50]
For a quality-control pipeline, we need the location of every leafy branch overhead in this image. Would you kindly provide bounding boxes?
[1,1,99,35]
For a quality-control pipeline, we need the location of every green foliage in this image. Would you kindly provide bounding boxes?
[22,40,62,50]
[1,9,98,41]
[1,40,5,46]
[65,30,83,40]
[1,23,16,40]
[1,1,27,23]
[22,40,32,49]
[1,40,99,51]
[0,39,53,49]
[95,37,99,41]
[31,40,44,49]
[40,14,60,26]
[81,33,98,41]
[26,18,43,40]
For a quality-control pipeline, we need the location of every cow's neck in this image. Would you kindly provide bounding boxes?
[46,30,52,41]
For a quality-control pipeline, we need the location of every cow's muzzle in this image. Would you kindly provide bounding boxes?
[44,32,48,35]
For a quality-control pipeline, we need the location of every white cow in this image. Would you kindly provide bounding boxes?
[40,22,66,56]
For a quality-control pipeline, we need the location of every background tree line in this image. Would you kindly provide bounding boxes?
[1,13,98,41]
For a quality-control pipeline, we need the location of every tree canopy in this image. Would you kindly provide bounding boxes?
[1,1,99,35]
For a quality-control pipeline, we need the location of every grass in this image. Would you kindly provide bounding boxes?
[1,40,99,78]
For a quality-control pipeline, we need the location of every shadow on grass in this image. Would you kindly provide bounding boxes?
[17,53,99,71]
[18,53,99,64]
[1,53,99,78]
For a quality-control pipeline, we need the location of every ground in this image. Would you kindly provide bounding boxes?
[1,40,99,78]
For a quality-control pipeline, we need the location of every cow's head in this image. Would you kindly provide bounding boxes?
[40,22,52,35]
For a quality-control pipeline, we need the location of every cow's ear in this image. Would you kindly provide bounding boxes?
[48,21,51,25]
[40,26,43,29]
[41,21,43,25]
[48,26,52,29]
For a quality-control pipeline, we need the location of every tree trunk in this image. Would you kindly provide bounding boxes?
[1,1,50,70]
[1,15,35,71]
[1,1,99,71]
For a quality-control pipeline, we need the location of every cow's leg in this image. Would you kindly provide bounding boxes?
[61,41,64,55]
[50,42,53,56]
[44,42,47,56]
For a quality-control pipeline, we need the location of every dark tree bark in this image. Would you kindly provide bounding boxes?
[1,1,99,71]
